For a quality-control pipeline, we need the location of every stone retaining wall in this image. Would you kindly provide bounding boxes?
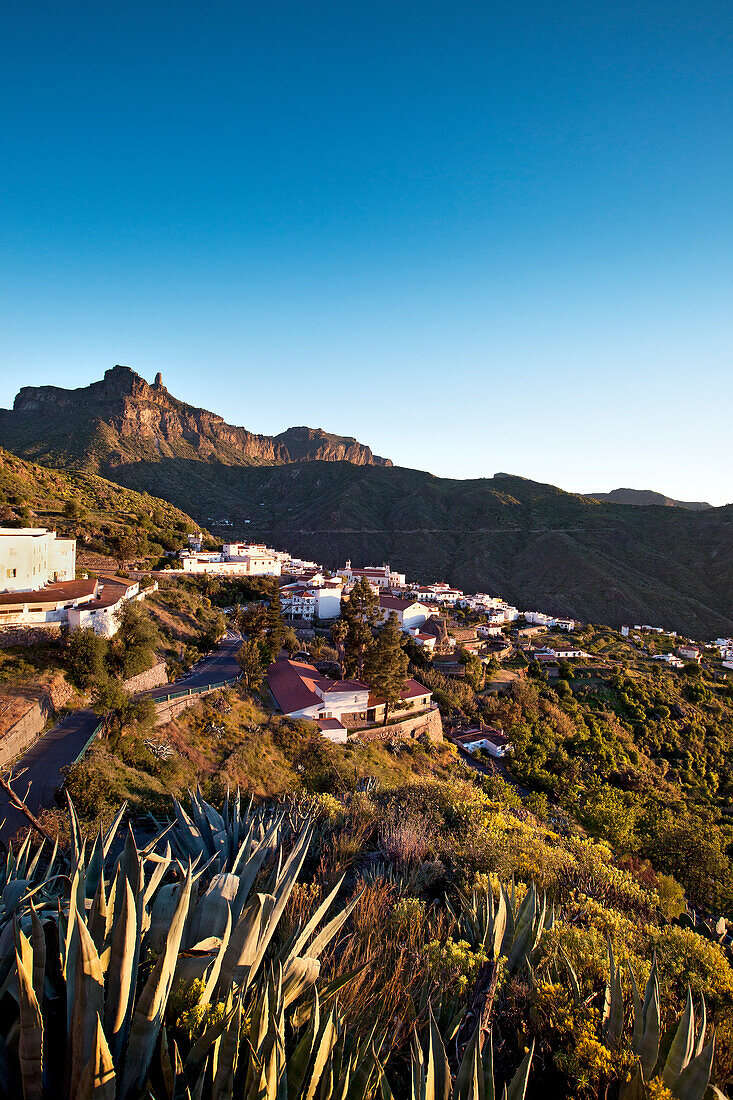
[152,685,228,727]
[0,698,54,767]
[351,707,443,744]
[0,623,63,648]
[123,662,168,695]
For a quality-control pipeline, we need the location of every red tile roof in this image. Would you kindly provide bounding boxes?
[0,578,98,608]
[379,595,420,612]
[367,678,432,707]
[266,659,326,713]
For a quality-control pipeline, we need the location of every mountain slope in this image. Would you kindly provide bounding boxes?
[586,488,712,510]
[0,446,201,561]
[99,459,733,637]
[1,369,731,636]
[0,365,392,472]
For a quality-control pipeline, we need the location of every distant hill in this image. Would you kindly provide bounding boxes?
[0,365,392,473]
[1,369,732,636]
[586,488,713,511]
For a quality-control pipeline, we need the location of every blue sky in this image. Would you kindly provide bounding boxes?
[1,1,731,503]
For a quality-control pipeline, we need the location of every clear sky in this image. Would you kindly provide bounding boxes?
[1,1,731,504]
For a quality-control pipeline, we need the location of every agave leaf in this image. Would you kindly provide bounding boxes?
[119,865,193,1098]
[628,965,643,1053]
[288,874,346,958]
[246,826,313,983]
[70,910,106,1099]
[28,904,46,1005]
[217,892,276,994]
[559,949,581,1006]
[620,1064,646,1100]
[694,998,707,1058]
[102,800,129,859]
[455,1021,484,1100]
[76,1014,116,1100]
[288,990,320,1100]
[66,791,83,866]
[672,1036,715,1100]
[505,1041,534,1100]
[298,890,362,963]
[426,1008,452,1100]
[663,987,696,1088]
[303,1003,338,1100]
[638,972,661,1079]
[188,873,238,946]
[200,904,233,1007]
[103,877,137,1068]
[604,938,624,1051]
[15,944,44,1100]
[499,884,515,957]
[211,996,243,1100]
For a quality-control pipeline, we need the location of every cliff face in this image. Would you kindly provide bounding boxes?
[2,365,392,471]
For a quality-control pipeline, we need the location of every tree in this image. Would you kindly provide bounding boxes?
[111,601,160,678]
[241,603,268,640]
[236,639,265,692]
[262,590,285,663]
[66,627,108,688]
[283,626,300,656]
[110,530,141,570]
[342,577,379,677]
[330,618,349,676]
[363,613,410,725]
[63,497,84,520]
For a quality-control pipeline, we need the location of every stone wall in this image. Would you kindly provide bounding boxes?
[123,661,168,695]
[0,695,55,768]
[0,623,62,648]
[152,685,228,727]
[352,707,443,744]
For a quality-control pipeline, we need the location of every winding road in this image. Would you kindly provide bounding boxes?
[0,633,242,842]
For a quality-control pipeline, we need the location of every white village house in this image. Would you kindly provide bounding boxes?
[377,594,432,632]
[1,528,76,591]
[266,658,434,740]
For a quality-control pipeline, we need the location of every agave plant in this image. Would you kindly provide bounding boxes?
[0,794,363,1099]
[402,1011,534,1100]
[560,940,727,1100]
[446,881,553,975]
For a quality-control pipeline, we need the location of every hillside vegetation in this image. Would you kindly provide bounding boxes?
[0,445,201,563]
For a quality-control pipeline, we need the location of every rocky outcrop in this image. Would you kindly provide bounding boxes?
[2,365,392,471]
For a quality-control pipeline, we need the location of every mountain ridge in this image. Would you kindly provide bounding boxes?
[1,367,731,636]
[2,365,392,472]
[585,487,713,511]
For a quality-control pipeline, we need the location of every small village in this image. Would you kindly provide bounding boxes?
[4,525,729,773]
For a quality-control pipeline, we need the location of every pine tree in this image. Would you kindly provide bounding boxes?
[363,612,410,724]
[262,589,285,663]
[342,577,379,677]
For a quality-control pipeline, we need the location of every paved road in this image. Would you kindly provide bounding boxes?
[0,632,242,843]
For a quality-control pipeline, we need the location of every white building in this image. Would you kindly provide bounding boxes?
[1,528,76,592]
[677,644,702,663]
[280,577,343,621]
[378,595,432,632]
[266,658,433,732]
[652,653,685,668]
[0,573,156,637]
[478,623,503,638]
[452,728,512,758]
[337,561,407,590]
[523,611,554,627]
[179,542,282,577]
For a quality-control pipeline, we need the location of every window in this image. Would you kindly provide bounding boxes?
[6,568,16,578]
